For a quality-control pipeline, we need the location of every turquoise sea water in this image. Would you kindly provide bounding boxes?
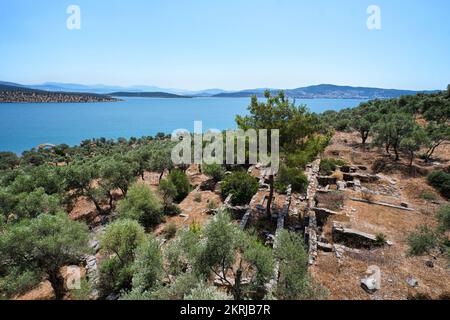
[0,97,365,153]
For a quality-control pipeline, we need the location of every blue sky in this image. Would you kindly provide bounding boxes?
[0,0,449,90]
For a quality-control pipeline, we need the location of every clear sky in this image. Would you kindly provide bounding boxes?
[0,0,449,90]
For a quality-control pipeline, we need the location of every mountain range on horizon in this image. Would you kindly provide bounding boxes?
[0,81,441,100]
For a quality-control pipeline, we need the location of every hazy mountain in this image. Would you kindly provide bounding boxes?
[3,81,439,100]
[109,92,192,98]
[214,84,437,99]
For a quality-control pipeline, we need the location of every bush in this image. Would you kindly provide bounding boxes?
[375,233,387,247]
[221,171,259,206]
[99,219,145,295]
[165,223,178,239]
[420,191,437,201]
[168,169,191,203]
[427,170,450,199]
[194,193,202,203]
[118,183,163,229]
[436,205,450,231]
[407,225,438,256]
[202,163,225,182]
[158,179,177,207]
[207,199,218,210]
[320,158,346,176]
[275,166,308,193]
[275,230,327,299]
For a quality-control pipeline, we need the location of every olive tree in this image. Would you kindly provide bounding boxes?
[98,219,145,296]
[118,183,163,229]
[0,213,89,299]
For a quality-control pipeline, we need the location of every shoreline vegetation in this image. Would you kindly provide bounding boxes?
[0,88,119,103]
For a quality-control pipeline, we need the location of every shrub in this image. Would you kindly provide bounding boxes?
[207,199,218,210]
[202,163,225,182]
[99,219,145,295]
[275,230,327,299]
[165,223,178,239]
[375,233,387,247]
[158,179,177,207]
[131,236,163,292]
[184,281,232,300]
[275,166,308,193]
[420,191,437,201]
[407,225,438,256]
[436,205,450,231]
[194,193,202,203]
[320,158,347,176]
[427,170,450,199]
[118,183,163,229]
[168,169,191,203]
[221,171,259,206]
[163,203,181,216]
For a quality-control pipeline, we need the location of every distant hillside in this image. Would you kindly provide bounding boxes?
[110,92,192,98]
[214,84,436,99]
[0,84,118,103]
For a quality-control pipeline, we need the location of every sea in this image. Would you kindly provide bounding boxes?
[0,97,366,154]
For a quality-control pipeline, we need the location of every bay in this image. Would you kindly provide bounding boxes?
[0,97,365,153]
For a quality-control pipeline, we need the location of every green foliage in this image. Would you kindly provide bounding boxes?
[168,169,191,203]
[164,222,178,239]
[131,236,163,292]
[373,112,418,161]
[194,193,202,203]
[195,211,274,299]
[118,183,163,229]
[352,111,379,145]
[236,91,323,152]
[98,156,137,196]
[427,170,450,199]
[0,269,41,298]
[221,171,259,206]
[202,163,225,182]
[400,126,430,166]
[13,188,61,219]
[158,179,177,207]
[275,166,308,193]
[375,233,387,247]
[407,225,438,256]
[0,152,20,171]
[148,144,174,180]
[184,281,232,300]
[436,205,450,231]
[0,213,89,299]
[99,219,145,295]
[275,230,327,300]
[420,191,437,201]
[319,158,347,176]
[207,199,218,210]
[71,277,93,300]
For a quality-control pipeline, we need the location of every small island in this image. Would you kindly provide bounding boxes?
[0,84,119,103]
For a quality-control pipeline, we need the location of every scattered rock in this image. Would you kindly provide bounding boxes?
[361,276,378,294]
[406,276,419,288]
[337,181,346,190]
[425,260,434,268]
